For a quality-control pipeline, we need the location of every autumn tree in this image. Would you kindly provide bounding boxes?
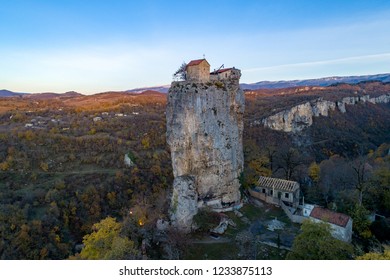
[242,139,271,187]
[79,217,139,260]
[356,246,390,260]
[141,136,150,149]
[308,162,320,184]
[40,162,49,172]
[349,204,372,239]
[245,156,272,187]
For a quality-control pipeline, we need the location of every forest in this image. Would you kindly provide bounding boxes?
[0,82,389,259]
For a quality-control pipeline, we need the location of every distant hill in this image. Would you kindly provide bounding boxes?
[0,89,26,97]
[24,91,84,100]
[241,73,390,90]
[92,90,164,99]
[2,73,390,97]
[126,74,390,93]
[126,85,170,94]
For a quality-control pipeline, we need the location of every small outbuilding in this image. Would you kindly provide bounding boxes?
[210,68,234,81]
[309,206,353,242]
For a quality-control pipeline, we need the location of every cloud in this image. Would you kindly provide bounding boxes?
[242,53,390,73]
[239,52,390,83]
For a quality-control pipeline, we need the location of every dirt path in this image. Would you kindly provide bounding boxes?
[0,168,119,175]
[191,236,232,244]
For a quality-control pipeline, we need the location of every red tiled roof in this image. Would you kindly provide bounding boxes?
[210,68,233,75]
[310,207,350,227]
[186,59,209,68]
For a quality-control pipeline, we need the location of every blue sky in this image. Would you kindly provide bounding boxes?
[1,0,390,94]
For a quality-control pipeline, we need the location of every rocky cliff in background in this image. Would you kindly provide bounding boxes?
[257,94,390,133]
[166,70,244,232]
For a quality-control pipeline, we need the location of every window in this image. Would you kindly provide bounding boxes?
[270,190,273,196]
[262,188,266,194]
[285,193,289,199]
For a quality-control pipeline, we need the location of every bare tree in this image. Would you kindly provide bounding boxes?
[314,155,355,207]
[266,146,277,174]
[276,147,302,180]
[351,156,372,206]
[162,229,190,259]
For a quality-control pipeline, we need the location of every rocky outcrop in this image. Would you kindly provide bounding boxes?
[167,69,244,232]
[169,175,198,232]
[312,100,336,117]
[259,94,390,133]
[261,102,313,132]
[368,94,390,104]
[124,153,135,167]
[210,215,236,234]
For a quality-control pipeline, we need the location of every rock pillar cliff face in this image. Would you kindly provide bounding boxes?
[167,69,244,232]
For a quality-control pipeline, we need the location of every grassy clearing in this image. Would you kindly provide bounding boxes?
[185,242,240,260]
[240,202,295,226]
[186,201,300,260]
[185,240,288,260]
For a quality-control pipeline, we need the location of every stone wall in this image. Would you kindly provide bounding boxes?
[210,69,234,81]
[167,69,244,232]
[248,189,280,206]
[280,201,307,224]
